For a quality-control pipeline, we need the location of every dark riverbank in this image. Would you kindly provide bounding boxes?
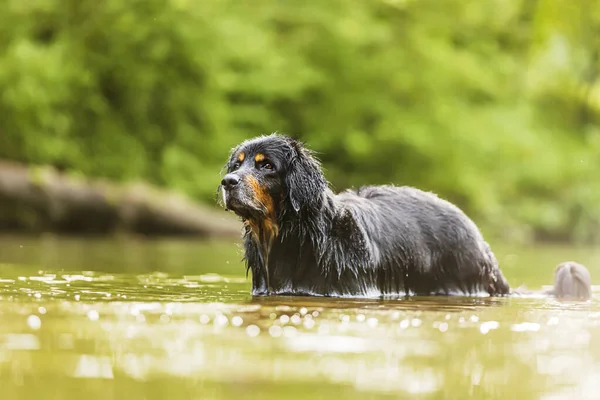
[0,160,240,238]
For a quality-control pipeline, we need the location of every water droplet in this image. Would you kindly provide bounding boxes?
[366,317,378,328]
[232,316,243,327]
[341,314,350,323]
[27,315,41,330]
[246,325,260,337]
[291,314,302,325]
[411,318,422,327]
[74,295,81,301]
[303,318,316,329]
[214,314,228,326]
[38,307,46,315]
[279,315,290,325]
[470,315,479,323]
[312,311,319,317]
[269,325,283,337]
[34,293,41,299]
[199,315,210,324]
[439,322,449,333]
[88,310,99,321]
[299,308,308,315]
[511,322,540,332]
[400,319,410,329]
[356,314,366,322]
[479,321,499,335]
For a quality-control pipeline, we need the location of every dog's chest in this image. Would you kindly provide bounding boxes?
[267,240,321,292]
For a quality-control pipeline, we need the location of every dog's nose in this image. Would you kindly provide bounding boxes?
[221,173,240,189]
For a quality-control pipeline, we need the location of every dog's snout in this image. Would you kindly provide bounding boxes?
[221,173,240,189]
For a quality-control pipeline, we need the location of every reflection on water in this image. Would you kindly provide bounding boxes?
[1,236,600,399]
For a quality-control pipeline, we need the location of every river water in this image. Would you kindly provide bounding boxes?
[1,234,600,399]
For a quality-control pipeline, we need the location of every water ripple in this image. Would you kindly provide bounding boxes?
[1,270,600,399]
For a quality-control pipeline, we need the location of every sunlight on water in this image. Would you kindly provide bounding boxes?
[1,237,600,399]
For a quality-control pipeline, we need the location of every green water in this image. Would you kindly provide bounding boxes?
[1,235,600,400]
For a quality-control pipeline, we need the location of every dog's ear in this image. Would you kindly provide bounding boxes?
[284,139,327,213]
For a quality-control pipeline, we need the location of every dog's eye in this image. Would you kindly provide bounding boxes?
[231,162,241,171]
[262,162,274,170]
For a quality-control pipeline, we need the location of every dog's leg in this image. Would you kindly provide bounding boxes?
[256,245,270,295]
[257,227,272,295]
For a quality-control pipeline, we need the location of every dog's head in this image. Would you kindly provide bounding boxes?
[219,134,327,223]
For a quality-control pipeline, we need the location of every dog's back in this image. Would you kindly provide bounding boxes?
[337,185,510,296]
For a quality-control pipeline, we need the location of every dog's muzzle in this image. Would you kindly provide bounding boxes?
[220,173,240,211]
[220,173,255,218]
[221,173,240,190]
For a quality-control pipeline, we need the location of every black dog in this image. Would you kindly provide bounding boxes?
[219,134,591,299]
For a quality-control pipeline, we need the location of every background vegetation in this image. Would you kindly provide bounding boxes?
[1,0,599,243]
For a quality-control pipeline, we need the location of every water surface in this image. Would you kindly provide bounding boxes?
[1,235,600,399]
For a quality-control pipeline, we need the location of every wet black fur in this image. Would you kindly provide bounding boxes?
[219,134,512,298]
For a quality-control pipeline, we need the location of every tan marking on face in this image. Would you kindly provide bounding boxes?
[254,153,265,163]
[237,152,245,162]
[244,220,260,242]
[245,175,275,217]
[243,174,280,294]
[244,175,279,254]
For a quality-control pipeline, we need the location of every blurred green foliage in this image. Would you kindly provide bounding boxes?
[1,0,600,243]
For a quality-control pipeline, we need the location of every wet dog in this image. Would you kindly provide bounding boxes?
[219,134,592,300]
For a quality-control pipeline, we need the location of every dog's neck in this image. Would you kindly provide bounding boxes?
[243,188,337,289]
[281,188,336,238]
[244,187,374,295]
